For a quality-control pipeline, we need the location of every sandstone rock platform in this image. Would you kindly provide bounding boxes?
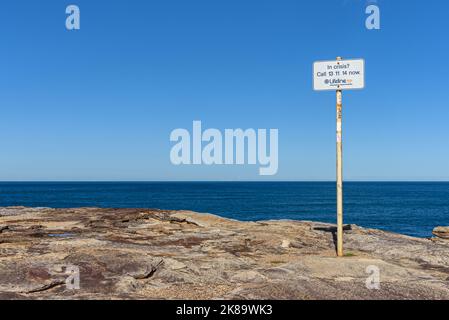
[1,207,449,300]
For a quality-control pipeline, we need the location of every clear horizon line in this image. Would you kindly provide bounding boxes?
[0,180,448,183]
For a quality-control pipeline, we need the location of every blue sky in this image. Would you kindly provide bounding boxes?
[0,0,448,181]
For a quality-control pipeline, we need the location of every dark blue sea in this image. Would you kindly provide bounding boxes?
[0,182,448,238]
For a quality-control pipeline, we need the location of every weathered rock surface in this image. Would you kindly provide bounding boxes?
[1,207,449,300]
[433,227,449,240]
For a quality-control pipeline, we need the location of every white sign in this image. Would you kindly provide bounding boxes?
[313,59,365,91]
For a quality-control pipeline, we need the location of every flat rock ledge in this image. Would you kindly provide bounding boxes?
[433,227,449,240]
[1,207,449,300]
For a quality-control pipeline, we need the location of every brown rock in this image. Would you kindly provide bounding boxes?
[1,207,449,300]
[433,226,449,239]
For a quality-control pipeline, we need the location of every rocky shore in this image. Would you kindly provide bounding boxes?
[1,207,449,300]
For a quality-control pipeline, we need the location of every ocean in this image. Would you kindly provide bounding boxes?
[0,182,448,238]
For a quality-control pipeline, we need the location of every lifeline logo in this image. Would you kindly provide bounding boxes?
[170,121,278,176]
[325,78,353,86]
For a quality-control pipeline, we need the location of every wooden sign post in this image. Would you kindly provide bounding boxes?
[313,57,365,257]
